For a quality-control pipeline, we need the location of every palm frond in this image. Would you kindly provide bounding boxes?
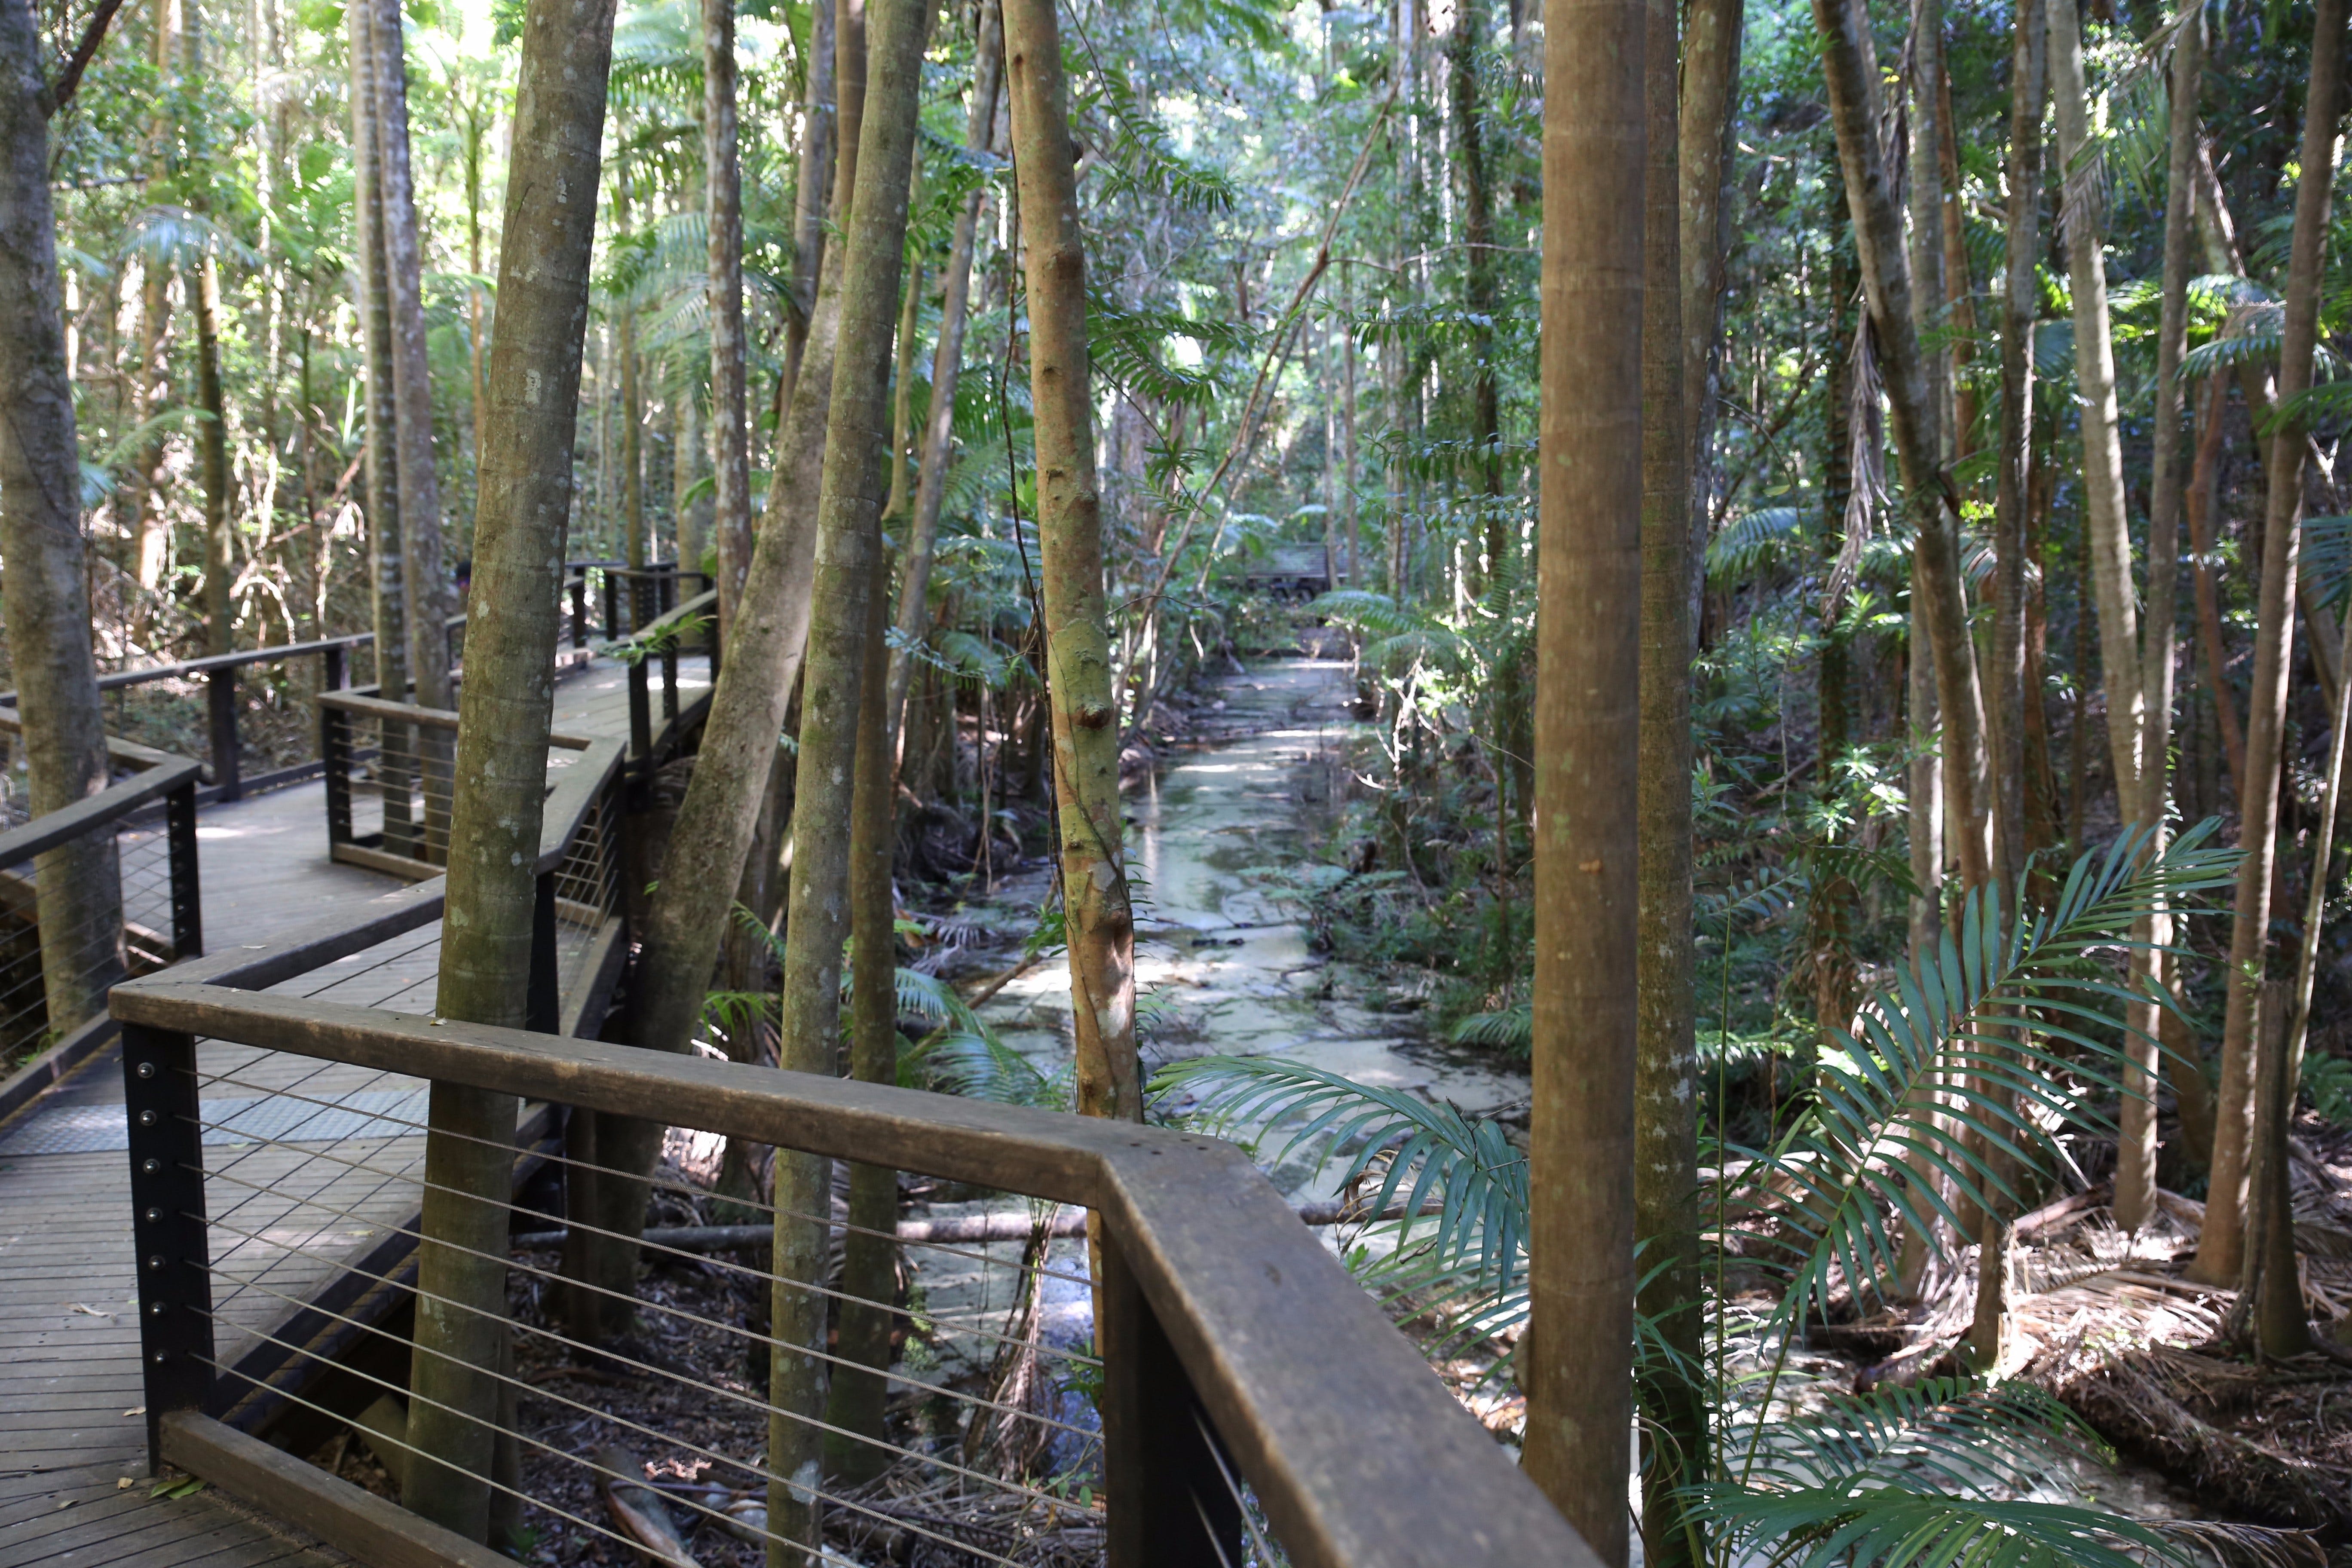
[1152,1055,1528,1295]
[1730,823,2238,1323]
[1693,1479,2184,1568]
[1738,1378,2107,1496]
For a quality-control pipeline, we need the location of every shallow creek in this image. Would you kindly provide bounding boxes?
[893,657,2199,1528]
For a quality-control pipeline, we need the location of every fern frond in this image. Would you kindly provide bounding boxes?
[1694,1478,2183,1568]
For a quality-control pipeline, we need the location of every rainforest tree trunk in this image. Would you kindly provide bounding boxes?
[705,0,753,620]
[1526,0,1643,1553]
[1991,0,2043,897]
[404,0,618,1537]
[781,0,833,402]
[617,178,644,575]
[350,0,407,710]
[0,0,123,1036]
[767,1,930,1554]
[1678,0,1741,502]
[2114,0,2201,1234]
[369,0,451,711]
[193,253,231,655]
[1814,0,1991,893]
[1636,0,1703,1557]
[1004,0,1141,1121]
[2196,0,2345,1287]
[824,569,898,1482]
[886,0,1001,747]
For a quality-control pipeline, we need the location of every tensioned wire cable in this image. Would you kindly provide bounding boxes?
[185,1159,1107,1433]
[186,1279,1068,1568]
[184,1106,1096,1367]
[186,1248,1102,1516]
[191,1330,885,1568]
[188,1063,1101,1294]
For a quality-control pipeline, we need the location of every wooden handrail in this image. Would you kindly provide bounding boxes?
[110,974,1584,1568]
[0,753,202,873]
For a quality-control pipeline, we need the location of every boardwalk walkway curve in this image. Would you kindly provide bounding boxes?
[1,579,712,1568]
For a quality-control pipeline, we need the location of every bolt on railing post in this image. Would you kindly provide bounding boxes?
[1097,1228,1244,1568]
[527,870,559,1035]
[122,1021,214,1473]
[205,669,241,803]
[165,778,203,960]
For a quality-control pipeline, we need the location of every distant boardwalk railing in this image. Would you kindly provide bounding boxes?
[0,712,202,1118]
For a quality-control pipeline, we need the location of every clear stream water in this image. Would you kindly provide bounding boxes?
[920,655,2200,1531]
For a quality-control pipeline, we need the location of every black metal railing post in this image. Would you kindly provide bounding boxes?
[570,577,587,649]
[1099,1231,1243,1568]
[165,777,203,960]
[123,1021,215,1471]
[627,658,652,760]
[601,572,619,640]
[205,669,241,803]
[660,638,679,726]
[322,700,353,851]
[527,870,559,1035]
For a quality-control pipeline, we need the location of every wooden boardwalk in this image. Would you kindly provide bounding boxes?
[0,654,698,1565]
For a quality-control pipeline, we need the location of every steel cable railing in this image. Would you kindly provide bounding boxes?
[112,963,1587,1568]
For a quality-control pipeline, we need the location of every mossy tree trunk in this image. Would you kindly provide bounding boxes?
[404,0,619,1538]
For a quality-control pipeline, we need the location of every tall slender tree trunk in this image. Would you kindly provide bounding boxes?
[765,3,931,1556]
[1814,0,1992,893]
[1527,0,1643,1554]
[2194,0,2347,1288]
[887,2,1001,747]
[404,0,619,1538]
[465,97,490,496]
[1004,0,1138,1122]
[705,0,752,619]
[2049,0,2144,826]
[193,254,232,655]
[2115,0,2202,1233]
[824,569,897,1482]
[1636,0,1703,1556]
[1991,0,2043,900]
[350,0,407,709]
[616,178,645,576]
[2187,375,2244,799]
[369,0,450,710]
[0,0,122,1035]
[1678,0,1741,506]
[130,0,175,614]
[780,0,833,403]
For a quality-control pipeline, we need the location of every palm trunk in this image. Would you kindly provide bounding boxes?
[886,1,1002,748]
[1814,0,1993,892]
[1635,0,1703,1554]
[705,0,752,618]
[368,0,451,710]
[0,0,122,1035]
[765,2,931,1555]
[1004,0,1139,1123]
[2194,0,2348,1289]
[404,0,619,1538]
[130,0,175,613]
[1526,0,1643,1553]
[2114,0,2202,1234]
